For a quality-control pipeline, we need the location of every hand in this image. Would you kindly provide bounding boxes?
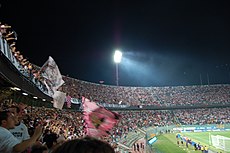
[33,124,43,140]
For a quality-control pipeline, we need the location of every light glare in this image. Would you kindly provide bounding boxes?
[114,50,122,63]
[22,93,28,96]
[11,87,21,91]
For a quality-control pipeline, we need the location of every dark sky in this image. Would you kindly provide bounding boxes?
[1,0,230,87]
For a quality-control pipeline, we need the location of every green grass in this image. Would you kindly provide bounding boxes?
[152,131,230,153]
[184,131,230,153]
[152,134,191,153]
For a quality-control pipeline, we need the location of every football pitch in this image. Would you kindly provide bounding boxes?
[151,131,230,153]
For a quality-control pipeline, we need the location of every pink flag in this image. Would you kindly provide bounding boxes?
[82,96,121,137]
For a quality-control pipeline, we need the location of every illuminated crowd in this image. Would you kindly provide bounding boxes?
[1,22,230,153]
[1,22,230,109]
[0,22,48,95]
[1,100,230,152]
[61,76,230,107]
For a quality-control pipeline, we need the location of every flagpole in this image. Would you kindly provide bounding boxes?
[116,63,119,86]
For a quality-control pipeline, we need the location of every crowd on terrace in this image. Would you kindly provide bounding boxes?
[1,22,230,109]
[1,21,230,153]
[0,100,230,152]
[61,76,230,107]
[0,22,48,94]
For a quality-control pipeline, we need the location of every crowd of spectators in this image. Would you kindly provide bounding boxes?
[0,22,49,95]
[1,99,230,152]
[1,21,230,152]
[61,76,230,107]
[0,100,118,152]
[0,23,36,78]
[0,23,230,152]
[175,108,230,125]
[1,22,230,109]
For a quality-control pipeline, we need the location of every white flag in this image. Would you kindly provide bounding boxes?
[41,56,64,92]
[53,91,66,110]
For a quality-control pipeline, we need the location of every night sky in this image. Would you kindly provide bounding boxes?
[1,0,230,87]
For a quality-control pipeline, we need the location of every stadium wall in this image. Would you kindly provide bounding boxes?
[145,124,230,138]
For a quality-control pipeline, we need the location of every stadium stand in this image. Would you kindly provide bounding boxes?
[1,22,230,153]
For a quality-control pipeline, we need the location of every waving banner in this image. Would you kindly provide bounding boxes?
[82,96,121,137]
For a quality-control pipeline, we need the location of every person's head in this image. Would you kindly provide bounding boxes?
[31,144,48,153]
[8,105,21,123]
[53,136,115,153]
[0,110,15,129]
[43,133,58,149]
[0,25,7,33]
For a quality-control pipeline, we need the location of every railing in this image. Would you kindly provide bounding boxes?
[0,35,49,96]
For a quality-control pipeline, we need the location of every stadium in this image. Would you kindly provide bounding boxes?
[0,22,230,153]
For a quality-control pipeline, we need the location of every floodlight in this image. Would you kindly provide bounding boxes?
[114,50,122,63]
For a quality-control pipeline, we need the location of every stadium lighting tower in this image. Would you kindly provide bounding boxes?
[114,50,122,86]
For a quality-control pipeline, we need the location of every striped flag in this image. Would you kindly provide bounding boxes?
[82,96,121,137]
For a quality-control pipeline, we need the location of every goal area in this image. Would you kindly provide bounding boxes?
[211,135,230,152]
